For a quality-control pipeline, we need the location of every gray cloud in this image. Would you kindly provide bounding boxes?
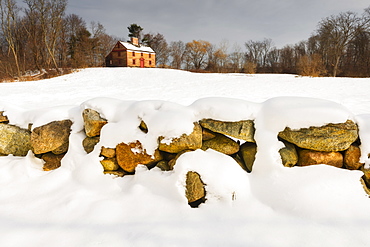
[67,0,370,48]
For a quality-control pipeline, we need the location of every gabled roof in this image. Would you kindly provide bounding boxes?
[119,41,155,53]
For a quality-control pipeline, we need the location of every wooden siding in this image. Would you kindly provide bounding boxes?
[126,51,156,68]
[106,41,156,68]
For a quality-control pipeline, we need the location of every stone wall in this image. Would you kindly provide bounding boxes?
[1,107,369,207]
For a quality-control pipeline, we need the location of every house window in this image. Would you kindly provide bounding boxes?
[141,53,143,57]
[133,59,136,65]
[118,52,121,57]
[149,54,151,58]
[149,61,152,65]
[132,52,135,56]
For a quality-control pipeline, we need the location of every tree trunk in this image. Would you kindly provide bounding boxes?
[333,55,341,77]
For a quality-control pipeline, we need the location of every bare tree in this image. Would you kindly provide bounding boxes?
[212,40,229,72]
[204,42,216,71]
[245,38,273,71]
[185,40,212,70]
[142,32,169,67]
[341,26,370,77]
[266,48,281,73]
[306,35,321,55]
[279,45,296,73]
[316,11,370,77]
[43,0,67,71]
[260,38,273,68]
[90,21,115,66]
[245,39,263,66]
[23,0,67,71]
[229,43,244,73]
[169,40,186,69]
[0,0,21,77]
[23,0,43,70]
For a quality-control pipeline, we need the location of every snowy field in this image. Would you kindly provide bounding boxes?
[1,68,370,246]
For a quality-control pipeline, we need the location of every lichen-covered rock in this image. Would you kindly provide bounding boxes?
[297,149,343,168]
[100,157,119,171]
[158,123,202,153]
[161,151,177,162]
[52,142,69,155]
[361,168,370,191]
[279,142,298,167]
[82,136,100,154]
[156,160,171,171]
[343,144,363,170]
[202,128,216,141]
[362,167,370,180]
[82,109,107,137]
[201,133,239,155]
[0,111,9,123]
[139,120,148,133]
[278,120,358,152]
[0,123,31,156]
[31,120,72,154]
[100,146,116,158]
[41,152,64,171]
[360,178,370,195]
[185,171,206,207]
[116,141,162,173]
[239,142,257,172]
[199,119,255,142]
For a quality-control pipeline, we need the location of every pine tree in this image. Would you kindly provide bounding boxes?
[127,23,143,40]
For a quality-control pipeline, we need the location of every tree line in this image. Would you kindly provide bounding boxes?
[1,0,370,81]
[148,6,370,77]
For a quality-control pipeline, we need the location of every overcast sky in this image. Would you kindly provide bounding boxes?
[67,0,369,48]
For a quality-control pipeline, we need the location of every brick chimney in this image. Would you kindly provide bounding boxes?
[131,37,139,46]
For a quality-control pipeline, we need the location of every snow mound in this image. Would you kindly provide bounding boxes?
[1,95,368,221]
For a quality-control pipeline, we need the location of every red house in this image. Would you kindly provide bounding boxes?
[105,37,156,68]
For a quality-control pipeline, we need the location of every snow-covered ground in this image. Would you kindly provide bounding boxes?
[1,68,370,247]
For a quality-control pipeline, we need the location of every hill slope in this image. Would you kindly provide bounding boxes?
[2,67,370,114]
[1,68,370,247]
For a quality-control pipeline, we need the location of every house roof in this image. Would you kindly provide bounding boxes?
[119,41,155,53]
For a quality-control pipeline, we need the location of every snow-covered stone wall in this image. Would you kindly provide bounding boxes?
[1,97,370,206]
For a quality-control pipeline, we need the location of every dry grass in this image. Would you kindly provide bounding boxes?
[297,54,327,77]
[0,68,75,83]
[188,69,213,73]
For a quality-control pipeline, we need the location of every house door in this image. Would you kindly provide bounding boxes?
[140,58,145,68]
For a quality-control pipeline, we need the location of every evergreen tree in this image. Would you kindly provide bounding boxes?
[127,23,143,40]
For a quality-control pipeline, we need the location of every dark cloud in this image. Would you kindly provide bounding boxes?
[67,0,370,48]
